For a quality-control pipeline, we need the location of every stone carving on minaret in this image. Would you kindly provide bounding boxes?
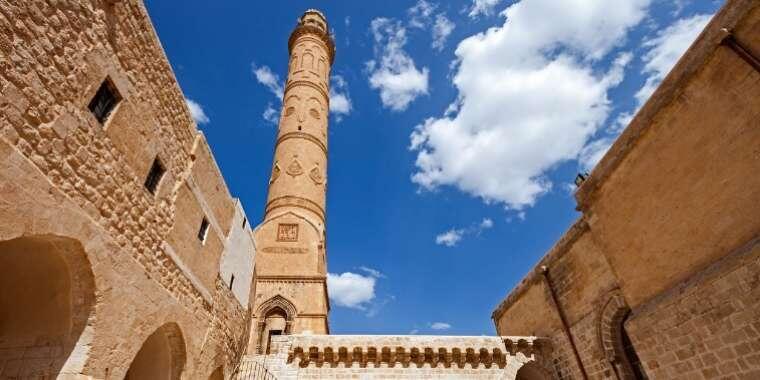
[309,163,324,185]
[286,155,304,177]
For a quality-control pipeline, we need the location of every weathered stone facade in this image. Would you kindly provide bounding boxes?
[0,0,253,378]
[492,0,760,379]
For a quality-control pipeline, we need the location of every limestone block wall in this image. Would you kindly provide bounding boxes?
[0,0,254,378]
[493,223,621,379]
[492,1,760,379]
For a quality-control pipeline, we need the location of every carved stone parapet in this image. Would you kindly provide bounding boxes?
[283,335,544,370]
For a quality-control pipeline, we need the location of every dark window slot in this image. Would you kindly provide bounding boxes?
[143,158,165,194]
[198,217,210,242]
[88,78,121,124]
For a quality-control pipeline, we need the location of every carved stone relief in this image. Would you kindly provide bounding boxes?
[309,164,324,185]
[261,247,308,254]
[286,155,304,177]
[277,223,299,242]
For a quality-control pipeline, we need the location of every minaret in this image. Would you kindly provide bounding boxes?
[249,9,335,354]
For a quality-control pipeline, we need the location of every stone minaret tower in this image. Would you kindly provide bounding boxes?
[249,9,335,354]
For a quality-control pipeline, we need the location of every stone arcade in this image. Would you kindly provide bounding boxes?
[1,0,758,379]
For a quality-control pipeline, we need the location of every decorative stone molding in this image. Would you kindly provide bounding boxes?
[275,131,327,156]
[282,335,543,369]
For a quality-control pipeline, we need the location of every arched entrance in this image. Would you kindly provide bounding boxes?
[515,361,551,380]
[263,308,288,354]
[253,295,297,354]
[125,323,186,380]
[0,235,95,378]
[599,293,647,379]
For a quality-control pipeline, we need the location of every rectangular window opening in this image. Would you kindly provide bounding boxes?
[144,158,165,195]
[198,217,210,243]
[88,78,121,124]
[242,217,247,229]
[229,274,235,290]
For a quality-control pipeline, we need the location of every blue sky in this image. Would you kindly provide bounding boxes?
[144,0,723,335]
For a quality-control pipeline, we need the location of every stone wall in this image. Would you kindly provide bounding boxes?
[492,0,760,379]
[0,0,253,378]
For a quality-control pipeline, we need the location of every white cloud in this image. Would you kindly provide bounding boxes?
[185,98,210,124]
[327,272,377,310]
[430,322,452,330]
[252,64,284,99]
[367,18,429,111]
[262,102,279,125]
[435,217,494,247]
[411,0,650,210]
[432,14,455,51]
[407,1,456,51]
[408,0,437,29]
[635,14,711,106]
[468,0,502,18]
[358,266,385,278]
[329,75,352,120]
[435,228,464,247]
[409,329,420,335]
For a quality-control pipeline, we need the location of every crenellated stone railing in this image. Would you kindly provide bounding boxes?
[283,335,544,369]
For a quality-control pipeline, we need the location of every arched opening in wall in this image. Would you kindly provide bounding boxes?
[599,293,648,380]
[0,235,95,378]
[208,366,224,380]
[620,312,647,379]
[254,295,296,355]
[263,308,287,354]
[125,323,186,380]
[516,361,551,380]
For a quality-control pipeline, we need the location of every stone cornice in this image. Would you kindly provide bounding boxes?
[284,80,329,102]
[256,275,327,283]
[289,24,336,64]
[276,131,327,156]
[265,195,326,221]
